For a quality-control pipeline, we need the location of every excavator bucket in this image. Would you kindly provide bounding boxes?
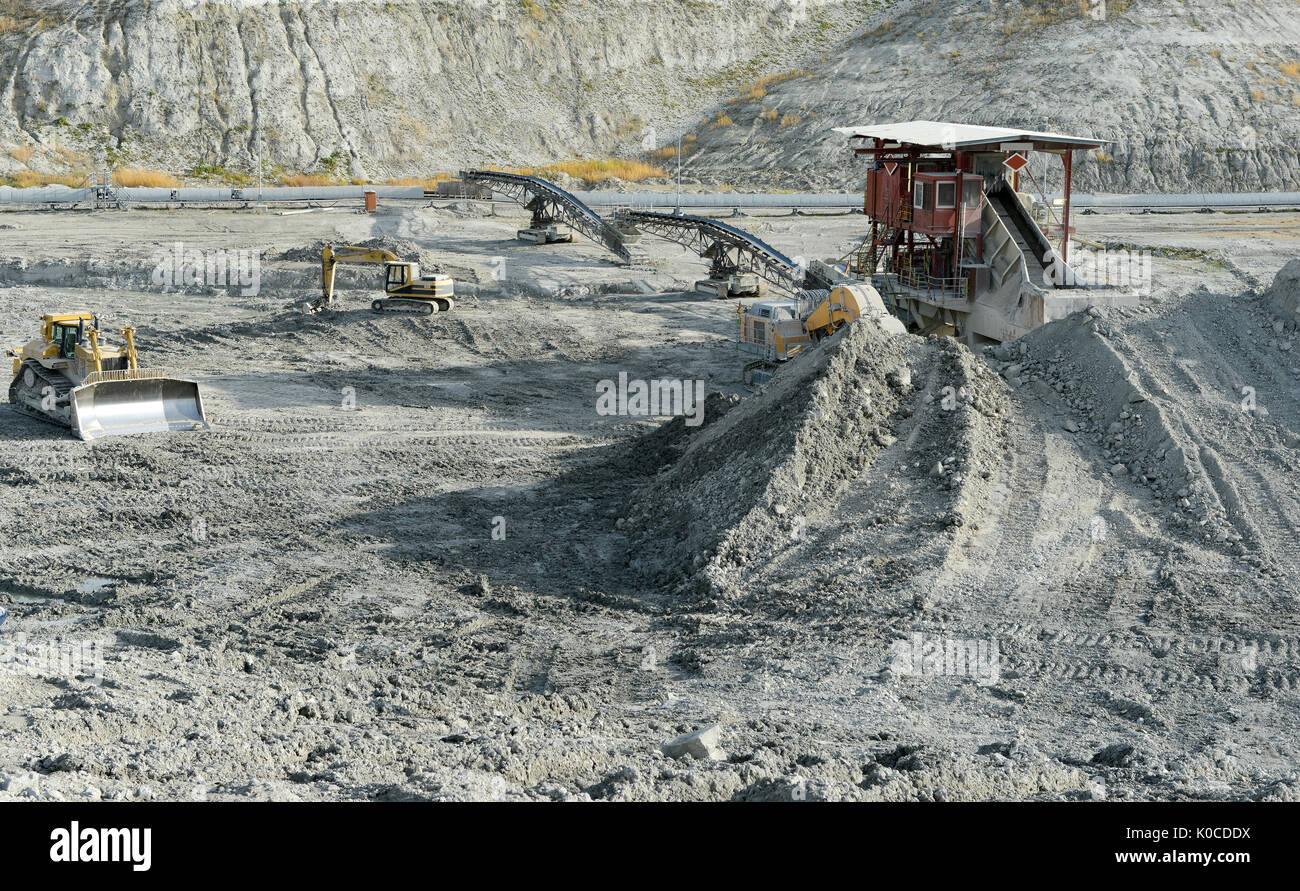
[70,376,208,441]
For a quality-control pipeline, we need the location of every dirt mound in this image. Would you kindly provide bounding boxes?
[278,237,443,275]
[1264,258,1300,324]
[1001,307,1238,549]
[619,319,1010,599]
[151,302,610,366]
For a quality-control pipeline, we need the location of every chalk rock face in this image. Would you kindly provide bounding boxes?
[2,1,1297,193]
[679,0,1300,194]
[0,0,848,180]
[2,1,1300,191]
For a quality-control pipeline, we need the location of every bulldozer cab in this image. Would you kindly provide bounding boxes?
[50,321,85,358]
[42,314,94,359]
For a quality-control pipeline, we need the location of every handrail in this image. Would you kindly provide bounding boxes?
[81,369,165,386]
[884,268,970,302]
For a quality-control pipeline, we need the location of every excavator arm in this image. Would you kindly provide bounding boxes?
[320,244,400,308]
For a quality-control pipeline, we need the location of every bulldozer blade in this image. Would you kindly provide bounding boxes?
[70,377,209,441]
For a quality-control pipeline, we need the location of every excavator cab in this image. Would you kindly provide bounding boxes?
[384,262,417,293]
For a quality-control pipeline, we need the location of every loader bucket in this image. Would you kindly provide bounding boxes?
[70,376,208,441]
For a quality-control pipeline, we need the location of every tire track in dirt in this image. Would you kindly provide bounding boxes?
[1105,295,1300,579]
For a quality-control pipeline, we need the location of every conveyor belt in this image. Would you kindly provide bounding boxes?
[613,209,834,291]
[459,170,632,263]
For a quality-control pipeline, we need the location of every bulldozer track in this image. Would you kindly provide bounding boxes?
[7,360,74,430]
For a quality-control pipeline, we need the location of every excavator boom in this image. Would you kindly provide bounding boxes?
[321,245,400,306]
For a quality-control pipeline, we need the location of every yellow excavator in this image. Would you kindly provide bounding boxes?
[313,244,454,315]
[7,313,208,440]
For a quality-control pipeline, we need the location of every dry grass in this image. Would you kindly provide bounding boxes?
[779,113,801,128]
[512,158,667,186]
[0,0,53,36]
[714,113,734,128]
[760,107,779,122]
[385,173,454,187]
[9,145,33,162]
[996,0,1129,36]
[1252,88,1266,102]
[731,69,809,105]
[651,145,678,160]
[278,173,340,187]
[52,145,90,168]
[5,170,86,188]
[112,167,181,188]
[613,117,645,140]
[1280,61,1300,79]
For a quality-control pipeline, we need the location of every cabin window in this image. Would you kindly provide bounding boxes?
[53,325,78,359]
[936,181,957,209]
[913,182,931,211]
[963,178,982,207]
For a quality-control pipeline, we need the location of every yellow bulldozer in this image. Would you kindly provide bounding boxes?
[6,313,208,441]
[312,244,454,315]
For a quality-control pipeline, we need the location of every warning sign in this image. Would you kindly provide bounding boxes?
[1003,152,1030,173]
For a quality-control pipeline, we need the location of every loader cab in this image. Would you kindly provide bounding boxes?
[746,301,800,321]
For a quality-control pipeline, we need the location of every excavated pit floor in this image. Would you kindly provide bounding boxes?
[0,203,1298,801]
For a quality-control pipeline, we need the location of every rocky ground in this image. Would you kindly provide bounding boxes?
[683,0,1300,193]
[0,200,1298,801]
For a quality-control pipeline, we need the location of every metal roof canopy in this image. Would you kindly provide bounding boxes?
[833,121,1107,153]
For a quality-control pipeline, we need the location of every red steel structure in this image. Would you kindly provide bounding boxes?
[834,122,1108,342]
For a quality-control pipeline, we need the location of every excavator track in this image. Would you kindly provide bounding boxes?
[371,298,452,315]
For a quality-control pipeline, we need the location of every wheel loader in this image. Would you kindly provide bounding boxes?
[312,244,454,315]
[6,313,208,441]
